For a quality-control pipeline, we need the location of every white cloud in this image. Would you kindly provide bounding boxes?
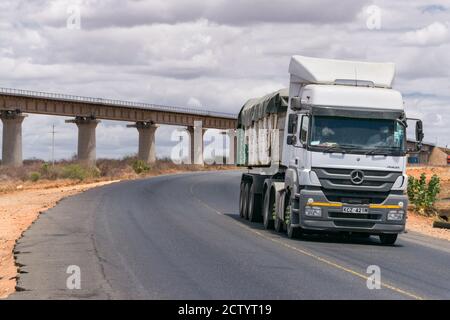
[402,22,449,46]
[1,0,450,160]
[187,97,202,108]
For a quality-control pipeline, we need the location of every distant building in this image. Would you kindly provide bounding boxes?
[406,140,450,166]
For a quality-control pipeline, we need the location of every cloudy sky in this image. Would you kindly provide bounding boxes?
[0,0,449,160]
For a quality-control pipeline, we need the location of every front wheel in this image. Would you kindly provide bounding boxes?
[287,224,302,239]
[379,234,398,245]
[285,195,302,239]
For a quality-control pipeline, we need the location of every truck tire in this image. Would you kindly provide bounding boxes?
[239,182,246,218]
[242,183,251,220]
[287,224,302,239]
[379,234,398,245]
[285,195,302,239]
[274,217,283,233]
[262,188,274,230]
[248,183,262,223]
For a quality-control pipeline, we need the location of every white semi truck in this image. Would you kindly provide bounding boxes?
[237,55,424,245]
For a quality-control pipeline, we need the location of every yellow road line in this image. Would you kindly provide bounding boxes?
[189,182,424,300]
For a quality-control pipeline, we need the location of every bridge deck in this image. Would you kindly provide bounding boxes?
[0,87,237,129]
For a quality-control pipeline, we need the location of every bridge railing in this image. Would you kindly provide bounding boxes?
[0,87,237,119]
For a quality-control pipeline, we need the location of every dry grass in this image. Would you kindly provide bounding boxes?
[0,157,237,194]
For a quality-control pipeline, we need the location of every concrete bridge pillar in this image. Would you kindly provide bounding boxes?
[127,121,158,164]
[66,117,100,166]
[226,129,237,165]
[187,121,205,165]
[0,111,27,167]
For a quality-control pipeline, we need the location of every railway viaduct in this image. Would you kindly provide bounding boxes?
[0,88,238,166]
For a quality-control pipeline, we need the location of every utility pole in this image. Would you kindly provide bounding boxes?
[50,124,56,165]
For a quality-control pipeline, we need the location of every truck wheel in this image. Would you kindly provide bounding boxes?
[262,188,274,230]
[239,182,246,218]
[287,224,302,239]
[285,196,302,239]
[274,216,283,233]
[248,184,262,223]
[242,183,251,220]
[379,234,398,245]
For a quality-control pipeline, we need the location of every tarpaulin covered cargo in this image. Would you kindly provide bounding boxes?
[237,88,289,128]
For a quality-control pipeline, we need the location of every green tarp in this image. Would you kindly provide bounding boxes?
[237,88,288,128]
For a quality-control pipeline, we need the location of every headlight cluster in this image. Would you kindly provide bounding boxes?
[387,210,405,221]
[305,206,322,217]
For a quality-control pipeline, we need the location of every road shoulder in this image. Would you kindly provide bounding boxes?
[0,180,118,299]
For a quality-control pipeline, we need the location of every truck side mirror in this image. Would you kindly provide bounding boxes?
[287,135,297,145]
[406,118,424,153]
[415,120,424,143]
[290,97,301,110]
[287,114,297,134]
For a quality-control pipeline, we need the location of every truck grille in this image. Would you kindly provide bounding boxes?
[321,189,390,204]
[312,167,402,193]
[333,221,375,228]
[328,212,381,220]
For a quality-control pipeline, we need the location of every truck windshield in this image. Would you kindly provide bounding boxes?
[309,116,405,155]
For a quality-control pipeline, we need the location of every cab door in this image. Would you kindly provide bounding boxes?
[291,114,309,170]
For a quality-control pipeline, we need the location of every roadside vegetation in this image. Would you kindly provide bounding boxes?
[408,173,441,215]
[0,156,236,193]
[407,166,450,234]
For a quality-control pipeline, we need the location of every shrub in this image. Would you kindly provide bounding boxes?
[132,160,150,174]
[60,164,98,181]
[407,173,441,215]
[61,164,88,180]
[29,172,41,182]
[40,163,59,180]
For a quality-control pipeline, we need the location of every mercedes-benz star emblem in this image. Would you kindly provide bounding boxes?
[350,170,364,185]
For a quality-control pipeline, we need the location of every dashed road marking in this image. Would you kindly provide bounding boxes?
[190,182,425,300]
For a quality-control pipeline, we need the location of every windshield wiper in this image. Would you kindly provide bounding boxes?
[321,145,345,153]
[364,147,396,155]
[321,144,362,154]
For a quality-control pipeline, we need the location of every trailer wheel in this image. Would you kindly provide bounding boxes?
[239,182,246,218]
[379,234,398,245]
[262,188,274,230]
[248,183,262,223]
[242,183,251,220]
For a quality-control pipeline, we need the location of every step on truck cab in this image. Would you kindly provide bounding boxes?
[237,55,424,245]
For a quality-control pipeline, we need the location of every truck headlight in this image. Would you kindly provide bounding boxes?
[387,210,404,221]
[305,206,322,217]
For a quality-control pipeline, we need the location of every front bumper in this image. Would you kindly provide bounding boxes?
[295,189,407,234]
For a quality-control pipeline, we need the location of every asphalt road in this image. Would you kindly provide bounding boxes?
[10,171,450,300]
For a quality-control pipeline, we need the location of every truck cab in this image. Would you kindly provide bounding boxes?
[238,55,424,245]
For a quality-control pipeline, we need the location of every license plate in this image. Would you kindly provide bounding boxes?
[342,207,369,214]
